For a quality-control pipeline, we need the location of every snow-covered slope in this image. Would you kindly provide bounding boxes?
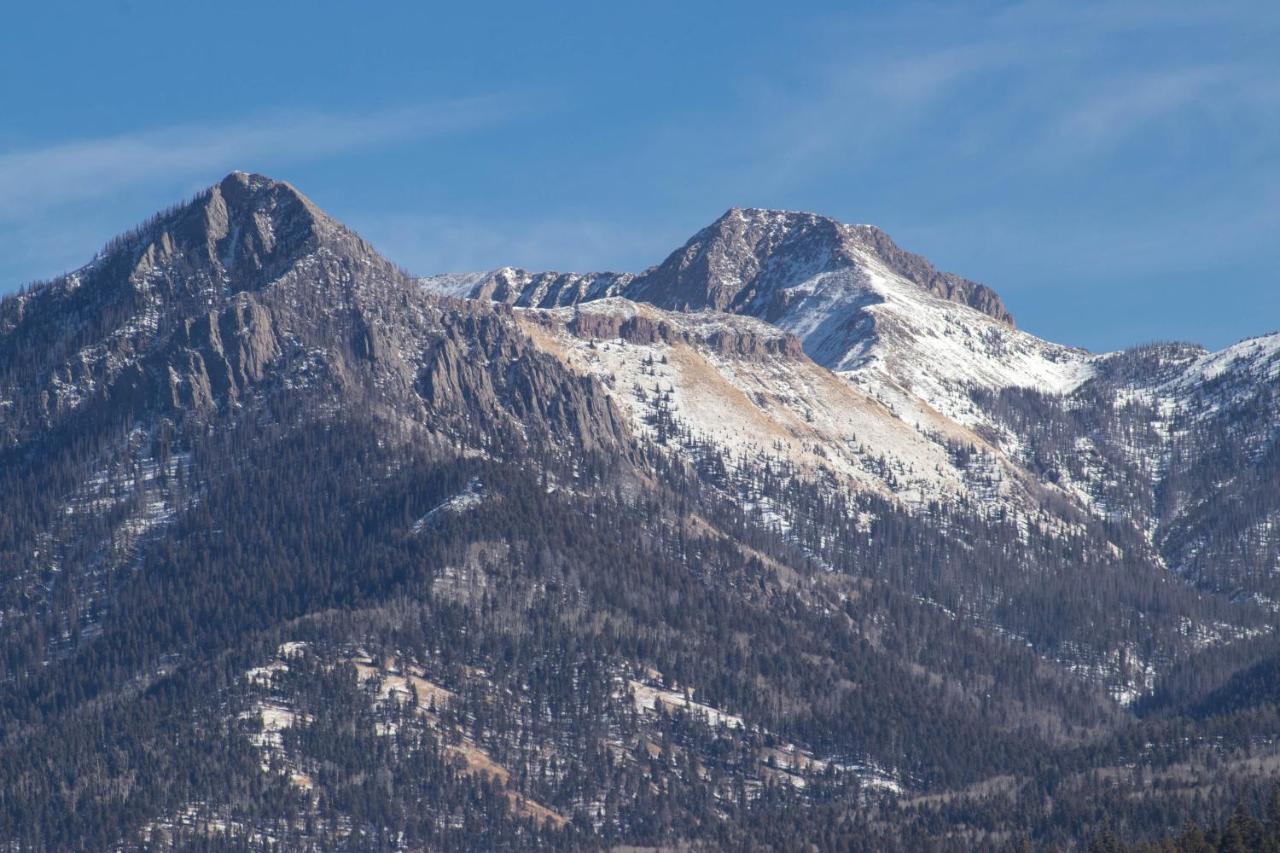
[519,298,1053,513]
[752,244,1096,428]
[1156,331,1280,412]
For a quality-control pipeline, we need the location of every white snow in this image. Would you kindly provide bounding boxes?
[628,679,745,730]
[1177,332,1280,387]
[411,476,485,532]
[418,271,491,299]
[624,672,903,794]
[748,248,1098,429]
[527,299,1060,518]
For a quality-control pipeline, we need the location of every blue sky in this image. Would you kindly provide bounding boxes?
[2,1,1277,351]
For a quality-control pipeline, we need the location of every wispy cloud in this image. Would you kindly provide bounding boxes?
[1035,64,1277,160]
[0,96,526,223]
[864,44,1016,105]
[355,211,682,276]
[729,0,1279,183]
[679,0,1280,350]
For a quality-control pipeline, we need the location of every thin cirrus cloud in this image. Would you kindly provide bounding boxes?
[728,0,1278,185]
[0,95,526,224]
[357,212,683,277]
[1035,64,1276,161]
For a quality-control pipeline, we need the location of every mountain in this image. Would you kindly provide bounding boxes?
[627,207,1011,321]
[425,208,1090,428]
[0,172,628,456]
[443,208,1011,323]
[3,174,1280,850]
[424,207,1280,605]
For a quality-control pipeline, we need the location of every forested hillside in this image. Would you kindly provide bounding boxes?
[2,174,1279,850]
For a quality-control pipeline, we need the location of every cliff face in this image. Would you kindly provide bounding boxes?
[554,300,804,359]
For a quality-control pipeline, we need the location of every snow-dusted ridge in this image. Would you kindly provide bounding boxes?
[418,207,1102,431]
[1157,330,1280,403]
[417,270,490,299]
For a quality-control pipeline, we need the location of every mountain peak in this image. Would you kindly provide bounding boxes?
[220,169,284,188]
[627,207,1014,327]
[62,169,363,308]
[708,206,848,251]
[212,170,328,230]
[0,171,411,434]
